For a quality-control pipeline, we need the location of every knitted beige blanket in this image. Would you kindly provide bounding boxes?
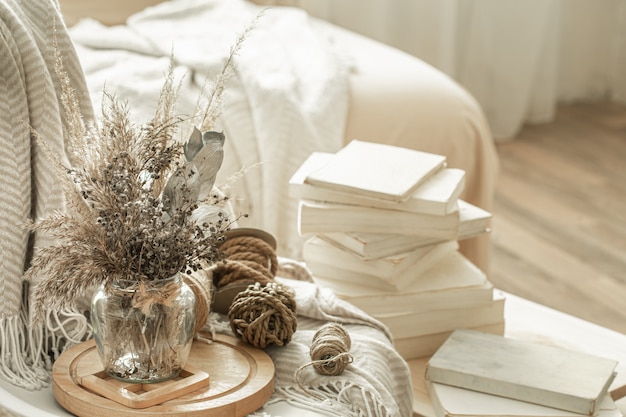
[0,0,93,389]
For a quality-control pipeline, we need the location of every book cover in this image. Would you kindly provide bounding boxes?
[290,151,464,215]
[304,140,446,202]
[303,236,457,286]
[319,200,490,259]
[425,329,619,415]
[376,291,505,338]
[427,381,622,417]
[298,200,460,239]
[394,322,504,361]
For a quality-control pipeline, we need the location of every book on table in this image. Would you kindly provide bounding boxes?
[425,329,619,415]
[303,139,447,203]
[375,291,505,339]
[308,261,412,292]
[297,200,460,238]
[290,151,464,216]
[303,236,458,289]
[426,380,622,417]
[339,279,495,317]
[309,250,494,314]
[319,199,490,259]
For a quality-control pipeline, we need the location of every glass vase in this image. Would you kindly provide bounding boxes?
[91,273,196,383]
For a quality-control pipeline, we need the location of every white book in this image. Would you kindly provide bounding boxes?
[303,236,457,287]
[394,322,504,361]
[456,200,492,238]
[298,200,460,239]
[304,140,446,202]
[311,251,494,315]
[376,291,505,338]
[309,261,413,292]
[426,329,619,415]
[346,280,495,317]
[307,242,458,293]
[427,381,622,417]
[320,200,490,259]
[290,152,464,215]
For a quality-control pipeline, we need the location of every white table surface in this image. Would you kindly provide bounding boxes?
[4,292,626,417]
[0,377,328,417]
[0,366,328,417]
[411,292,626,417]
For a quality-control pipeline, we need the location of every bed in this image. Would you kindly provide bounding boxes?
[0,0,498,416]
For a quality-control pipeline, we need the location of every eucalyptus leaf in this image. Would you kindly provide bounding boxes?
[167,129,225,213]
[183,127,203,162]
[194,130,225,201]
[162,164,200,216]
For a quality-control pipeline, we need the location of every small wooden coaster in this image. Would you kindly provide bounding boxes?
[79,366,210,409]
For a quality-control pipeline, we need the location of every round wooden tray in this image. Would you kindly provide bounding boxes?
[52,333,275,416]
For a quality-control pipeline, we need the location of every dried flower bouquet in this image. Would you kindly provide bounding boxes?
[22,28,252,327]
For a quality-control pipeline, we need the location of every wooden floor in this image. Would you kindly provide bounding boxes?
[490,101,626,334]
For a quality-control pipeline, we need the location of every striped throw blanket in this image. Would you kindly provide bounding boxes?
[0,0,93,389]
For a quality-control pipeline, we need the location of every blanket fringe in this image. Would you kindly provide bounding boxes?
[0,313,48,390]
[0,305,91,391]
[250,380,396,417]
[43,308,93,362]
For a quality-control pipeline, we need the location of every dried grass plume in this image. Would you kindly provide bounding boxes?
[23,16,261,325]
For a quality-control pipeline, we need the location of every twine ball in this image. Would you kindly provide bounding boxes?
[212,233,277,289]
[309,322,353,376]
[228,281,297,349]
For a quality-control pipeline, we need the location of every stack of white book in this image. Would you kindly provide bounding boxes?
[425,329,621,417]
[289,140,505,359]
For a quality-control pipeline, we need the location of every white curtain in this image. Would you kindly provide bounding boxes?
[260,0,626,141]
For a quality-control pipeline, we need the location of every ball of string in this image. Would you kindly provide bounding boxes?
[211,231,297,349]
